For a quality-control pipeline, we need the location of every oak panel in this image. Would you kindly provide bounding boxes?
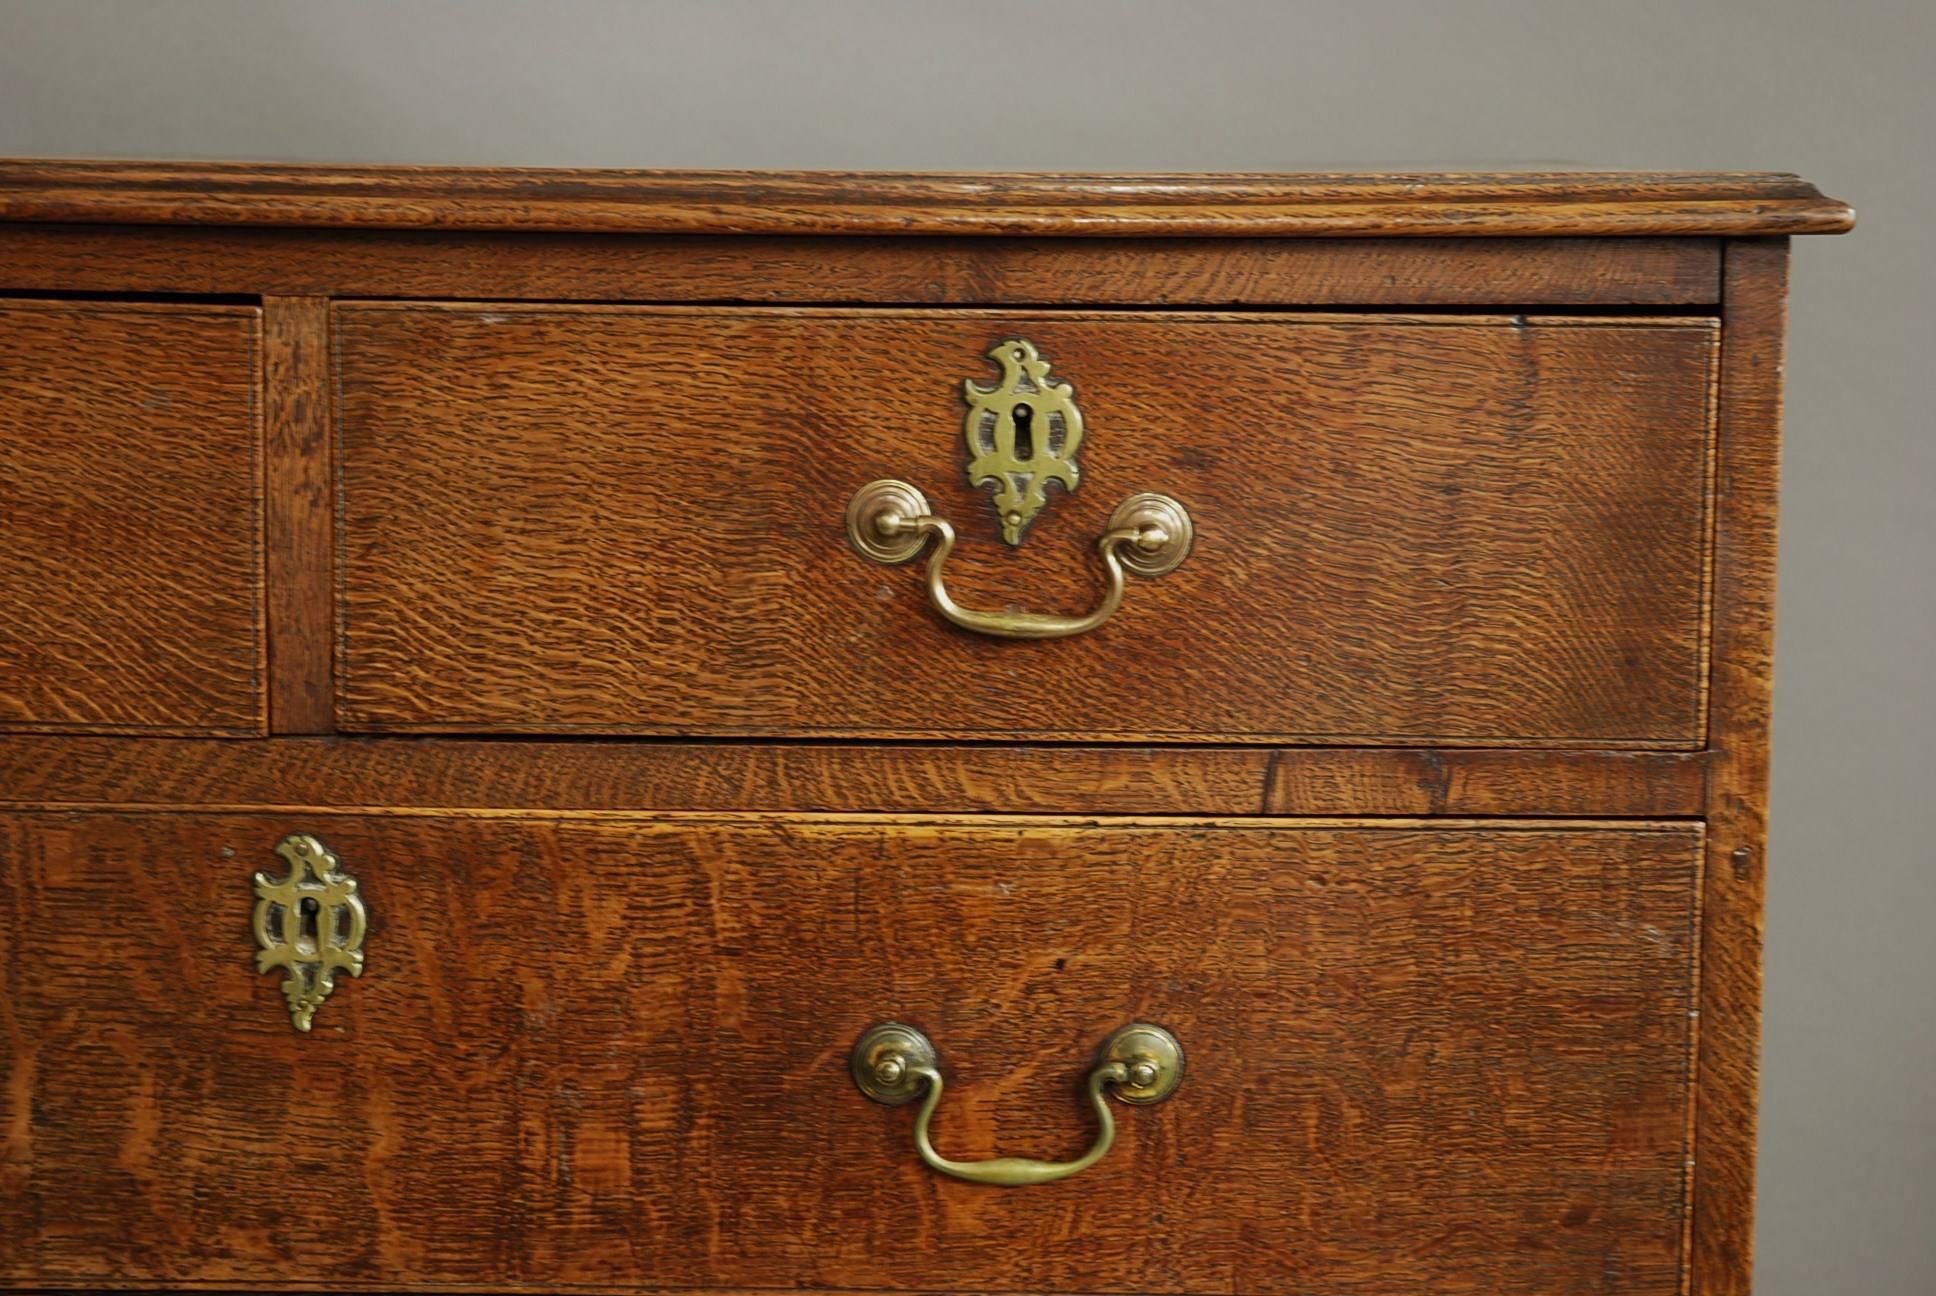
[1688,240,1789,1296]
[262,296,334,733]
[0,226,1723,305]
[1263,745,1708,816]
[0,736,1706,818]
[335,307,1718,744]
[0,300,263,733]
[0,812,1701,1294]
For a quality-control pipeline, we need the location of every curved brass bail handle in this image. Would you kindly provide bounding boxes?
[910,1060,1123,1185]
[845,480,1193,641]
[851,1022,1185,1188]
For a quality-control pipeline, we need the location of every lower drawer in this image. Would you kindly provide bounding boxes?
[0,812,1700,1295]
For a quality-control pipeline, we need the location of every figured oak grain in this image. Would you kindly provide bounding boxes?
[0,167,1844,1296]
[0,300,264,734]
[0,735,1706,817]
[0,812,1701,1295]
[0,226,1724,306]
[334,306,1718,745]
[1689,239,1789,1296]
[262,296,334,733]
[0,162,1856,237]
[1262,745,1708,816]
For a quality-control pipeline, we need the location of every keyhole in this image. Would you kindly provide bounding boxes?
[299,896,320,946]
[1011,402,1035,459]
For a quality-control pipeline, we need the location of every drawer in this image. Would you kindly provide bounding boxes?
[1,811,1701,1294]
[0,300,262,733]
[335,306,1716,745]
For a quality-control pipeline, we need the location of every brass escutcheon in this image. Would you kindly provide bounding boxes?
[962,338,1085,545]
[251,833,366,1031]
[845,337,1193,640]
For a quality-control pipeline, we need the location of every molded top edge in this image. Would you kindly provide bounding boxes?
[0,161,1855,237]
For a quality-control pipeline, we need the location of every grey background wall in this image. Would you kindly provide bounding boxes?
[1,1,1928,1291]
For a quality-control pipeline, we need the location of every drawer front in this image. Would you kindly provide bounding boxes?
[0,301,262,733]
[336,306,1715,745]
[1,812,1699,1294]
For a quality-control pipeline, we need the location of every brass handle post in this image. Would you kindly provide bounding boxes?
[845,480,1192,641]
[850,1022,1184,1187]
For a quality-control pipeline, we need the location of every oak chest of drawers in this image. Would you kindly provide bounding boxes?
[0,164,1852,1295]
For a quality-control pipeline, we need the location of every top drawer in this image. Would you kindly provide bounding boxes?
[0,300,262,734]
[335,306,1716,745]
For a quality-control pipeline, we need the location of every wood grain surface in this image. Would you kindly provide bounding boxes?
[1689,240,1789,1296]
[0,226,1724,306]
[0,736,1707,817]
[0,162,1856,237]
[0,170,1833,1296]
[262,296,334,733]
[0,812,1702,1295]
[0,300,264,734]
[1263,745,1709,816]
[335,306,1718,744]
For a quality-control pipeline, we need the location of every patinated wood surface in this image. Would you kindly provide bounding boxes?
[1689,239,1790,1296]
[0,813,1701,1294]
[262,296,334,734]
[1263,745,1709,816]
[335,307,1718,745]
[0,300,264,734]
[0,166,1852,1296]
[0,226,1723,305]
[0,736,1707,817]
[0,162,1854,237]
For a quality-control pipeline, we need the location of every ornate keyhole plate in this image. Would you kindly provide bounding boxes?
[963,338,1084,545]
[845,333,1191,639]
[252,833,366,1031]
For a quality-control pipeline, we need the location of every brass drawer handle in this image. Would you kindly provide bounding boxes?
[845,480,1193,640]
[851,1022,1184,1187]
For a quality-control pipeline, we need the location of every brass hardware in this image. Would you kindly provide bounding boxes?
[252,834,366,1031]
[844,479,934,566]
[848,337,1191,638]
[851,1021,939,1104]
[845,481,1192,640]
[963,338,1085,545]
[851,1021,1184,1187]
[1096,1022,1186,1103]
